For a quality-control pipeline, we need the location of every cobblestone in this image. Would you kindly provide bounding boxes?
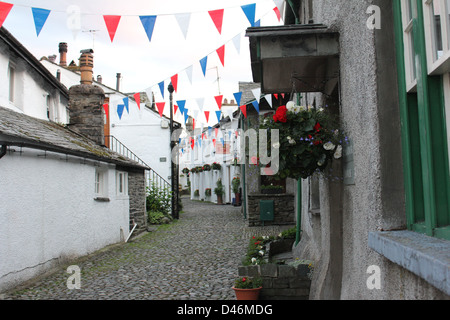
[2,197,292,300]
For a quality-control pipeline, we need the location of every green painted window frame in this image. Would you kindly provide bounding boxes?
[394,0,450,240]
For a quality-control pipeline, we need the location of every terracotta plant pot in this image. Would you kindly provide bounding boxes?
[232,287,262,300]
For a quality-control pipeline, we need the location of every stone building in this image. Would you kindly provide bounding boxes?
[246,0,450,299]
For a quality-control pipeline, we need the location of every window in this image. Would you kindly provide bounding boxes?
[8,62,15,103]
[116,171,128,196]
[94,169,108,200]
[423,0,450,73]
[402,0,418,90]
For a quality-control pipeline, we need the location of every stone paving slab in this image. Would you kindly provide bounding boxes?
[1,197,292,300]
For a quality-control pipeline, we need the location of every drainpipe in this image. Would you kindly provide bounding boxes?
[0,144,7,159]
[125,220,137,243]
[240,114,247,220]
[296,179,302,246]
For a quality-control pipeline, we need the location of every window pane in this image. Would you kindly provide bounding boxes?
[8,66,14,102]
[408,31,417,81]
[431,0,444,61]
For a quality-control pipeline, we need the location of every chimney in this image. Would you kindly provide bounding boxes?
[97,75,102,84]
[116,73,121,91]
[79,49,94,85]
[68,50,105,146]
[59,42,67,67]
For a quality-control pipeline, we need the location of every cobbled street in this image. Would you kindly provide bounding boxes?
[2,197,290,300]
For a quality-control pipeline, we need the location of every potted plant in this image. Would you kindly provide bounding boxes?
[214,178,225,204]
[231,177,241,206]
[261,184,284,194]
[182,167,190,174]
[232,277,263,300]
[194,189,199,197]
[202,164,211,171]
[205,188,211,197]
[212,162,222,170]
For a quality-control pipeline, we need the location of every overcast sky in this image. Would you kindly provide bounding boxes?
[3,0,282,114]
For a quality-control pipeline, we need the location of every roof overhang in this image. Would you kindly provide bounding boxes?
[246,24,340,95]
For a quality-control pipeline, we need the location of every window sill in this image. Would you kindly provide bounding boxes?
[94,197,110,202]
[368,230,450,296]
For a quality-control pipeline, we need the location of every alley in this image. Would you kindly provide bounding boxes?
[2,197,288,300]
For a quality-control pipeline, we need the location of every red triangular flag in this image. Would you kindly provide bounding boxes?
[174,104,178,114]
[273,7,281,22]
[156,102,165,117]
[215,95,223,110]
[204,111,210,122]
[0,2,13,28]
[212,138,216,147]
[216,45,225,67]
[208,9,224,34]
[273,93,278,100]
[192,118,195,130]
[103,103,109,119]
[240,105,247,118]
[171,74,178,93]
[134,92,141,110]
[103,15,121,42]
[190,137,195,150]
[215,128,219,137]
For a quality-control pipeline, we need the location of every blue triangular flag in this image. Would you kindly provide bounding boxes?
[200,56,208,76]
[117,104,125,120]
[32,8,51,36]
[139,15,157,42]
[215,110,222,123]
[158,81,165,99]
[177,100,186,114]
[123,97,129,113]
[252,100,259,113]
[208,126,212,137]
[220,137,224,146]
[254,19,261,27]
[241,3,256,27]
[184,109,189,124]
[233,92,242,106]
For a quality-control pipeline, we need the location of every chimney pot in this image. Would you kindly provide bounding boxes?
[116,73,121,91]
[79,49,94,85]
[59,42,68,67]
[97,75,102,84]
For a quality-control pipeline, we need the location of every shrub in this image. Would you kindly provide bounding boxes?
[146,183,172,216]
[147,211,172,225]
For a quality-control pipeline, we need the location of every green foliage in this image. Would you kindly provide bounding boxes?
[146,182,172,216]
[194,189,200,197]
[279,227,297,239]
[234,276,263,289]
[147,211,172,225]
[205,188,211,197]
[241,235,274,266]
[214,179,225,195]
[231,177,240,194]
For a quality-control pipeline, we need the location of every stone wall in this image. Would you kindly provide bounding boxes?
[128,170,147,234]
[238,264,311,300]
[247,194,295,227]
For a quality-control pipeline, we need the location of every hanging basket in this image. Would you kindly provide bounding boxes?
[232,287,262,300]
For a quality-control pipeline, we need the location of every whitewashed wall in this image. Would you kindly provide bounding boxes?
[0,149,130,292]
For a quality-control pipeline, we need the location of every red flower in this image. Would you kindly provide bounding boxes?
[242,277,247,282]
[273,105,287,123]
[314,122,321,132]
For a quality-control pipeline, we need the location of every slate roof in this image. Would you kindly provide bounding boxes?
[0,106,148,170]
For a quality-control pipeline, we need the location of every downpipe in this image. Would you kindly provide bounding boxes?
[125,220,138,243]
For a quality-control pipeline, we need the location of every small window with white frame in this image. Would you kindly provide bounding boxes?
[401,0,418,91]
[423,0,450,74]
[94,168,108,200]
[116,171,128,196]
[8,62,15,103]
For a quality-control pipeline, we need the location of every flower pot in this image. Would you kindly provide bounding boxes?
[217,194,223,205]
[232,287,262,300]
[233,193,241,206]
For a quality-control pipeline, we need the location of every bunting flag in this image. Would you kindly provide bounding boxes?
[140,15,157,42]
[177,100,186,114]
[103,103,109,119]
[134,92,141,110]
[215,110,222,123]
[32,7,51,36]
[241,3,256,27]
[103,15,121,42]
[158,81,165,99]
[212,138,216,147]
[171,74,178,92]
[184,109,189,124]
[185,65,193,84]
[252,100,260,113]
[274,0,286,21]
[0,2,13,28]
[216,45,225,67]
[251,88,261,103]
[240,105,247,118]
[175,13,191,39]
[208,9,224,35]
[231,33,241,54]
[214,128,218,137]
[123,97,129,113]
[196,98,204,111]
[233,92,242,106]
[273,6,281,22]
[190,137,195,150]
[117,104,125,119]
[199,56,208,76]
[215,95,223,110]
[156,102,165,117]
[264,94,273,108]
[174,104,178,114]
[204,111,210,123]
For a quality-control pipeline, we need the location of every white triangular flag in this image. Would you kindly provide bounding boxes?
[145,87,153,107]
[231,33,241,54]
[185,65,193,85]
[251,88,261,102]
[175,13,191,39]
[274,0,286,20]
[264,94,273,108]
[196,97,204,111]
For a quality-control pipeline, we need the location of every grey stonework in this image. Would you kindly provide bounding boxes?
[128,170,147,235]
[68,84,105,146]
[247,194,295,227]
